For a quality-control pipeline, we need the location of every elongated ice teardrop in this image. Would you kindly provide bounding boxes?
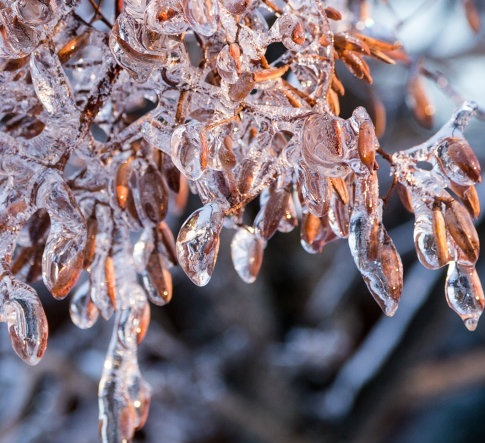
[414,214,443,270]
[43,228,85,299]
[231,227,264,283]
[176,203,224,286]
[446,262,485,331]
[70,280,99,329]
[182,0,219,36]
[4,281,48,365]
[170,122,207,181]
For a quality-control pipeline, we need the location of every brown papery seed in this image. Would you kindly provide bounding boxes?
[447,138,481,183]
[330,177,349,205]
[358,120,376,172]
[116,161,132,210]
[445,200,479,264]
[432,205,450,267]
[324,6,342,20]
[136,303,150,344]
[83,216,98,269]
[397,182,414,213]
[450,182,480,219]
[408,75,434,129]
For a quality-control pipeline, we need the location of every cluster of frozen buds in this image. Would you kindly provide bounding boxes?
[0,0,483,440]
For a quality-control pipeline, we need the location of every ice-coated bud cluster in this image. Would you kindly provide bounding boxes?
[0,0,482,441]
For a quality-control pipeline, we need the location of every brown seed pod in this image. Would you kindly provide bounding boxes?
[229,72,255,101]
[331,73,345,96]
[408,74,434,129]
[138,164,169,224]
[340,51,373,84]
[463,0,481,33]
[334,33,370,55]
[58,32,90,63]
[330,177,349,205]
[445,200,480,264]
[136,302,151,344]
[83,216,98,269]
[253,65,289,83]
[327,88,340,116]
[449,182,480,219]
[324,6,342,21]
[254,187,290,240]
[105,256,117,309]
[397,182,414,213]
[443,137,481,184]
[145,248,173,305]
[116,161,132,210]
[156,222,178,266]
[432,204,450,267]
[358,120,376,172]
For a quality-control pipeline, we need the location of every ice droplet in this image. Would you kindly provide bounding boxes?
[4,281,48,365]
[231,227,264,283]
[170,122,207,181]
[182,0,219,36]
[176,203,224,286]
[70,280,99,329]
[43,229,85,299]
[446,261,484,331]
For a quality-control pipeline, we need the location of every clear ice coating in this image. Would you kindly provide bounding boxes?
[0,0,483,441]
[176,203,224,286]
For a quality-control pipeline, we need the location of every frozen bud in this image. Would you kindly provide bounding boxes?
[330,177,349,205]
[328,191,350,238]
[300,212,334,254]
[437,137,481,186]
[136,164,169,224]
[301,115,350,177]
[4,281,48,365]
[228,72,255,101]
[217,44,241,84]
[278,193,298,233]
[221,0,252,14]
[176,203,224,286]
[116,161,133,210]
[397,182,414,213]
[444,200,479,265]
[83,216,98,269]
[431,204,450,267]
[157,221,178,266]
[43,228,85,299]
[254,187,290,240]
[145,0,187,35]
[377,231,403,315]
[182,0,219,36]
[357,120,376,172]
[14,0,56,26]
[408,74,434,129]
[272,15,305,50]
[143,247,173,305]
[231,227,264,283]
[0,15,38,58]
[414,213,448,270]
[446,262,484,331]
[297,165,331,217]
[170,122,208,181]
[449,182,480,219]
[137,302,151,344]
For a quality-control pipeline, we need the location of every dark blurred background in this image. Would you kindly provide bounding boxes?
[2,1,485,442]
